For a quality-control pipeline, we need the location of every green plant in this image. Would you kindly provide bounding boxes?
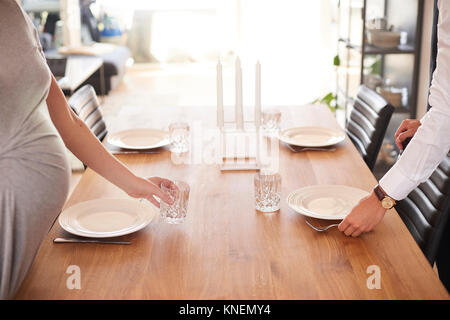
[311,54,341,113]
[312,92,340,113]
[333,54,341,67]
[369,57,382,75]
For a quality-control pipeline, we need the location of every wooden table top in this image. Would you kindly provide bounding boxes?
[15,104,449,299]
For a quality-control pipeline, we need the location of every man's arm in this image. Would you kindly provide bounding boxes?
[379,0,450,200]
[339,0,450,237]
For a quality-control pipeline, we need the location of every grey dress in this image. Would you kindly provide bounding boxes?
[0,0,70,299]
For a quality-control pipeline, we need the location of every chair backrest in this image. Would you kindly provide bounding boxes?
[395,152,450,265]
[346,85,394,170]
[67,84,108,142]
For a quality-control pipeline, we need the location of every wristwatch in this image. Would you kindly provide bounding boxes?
[373,185,396,209]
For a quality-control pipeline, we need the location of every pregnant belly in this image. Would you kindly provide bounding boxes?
[0,115,71,220]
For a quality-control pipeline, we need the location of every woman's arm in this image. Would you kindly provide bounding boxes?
[46,75,173,207]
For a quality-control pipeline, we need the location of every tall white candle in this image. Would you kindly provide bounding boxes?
[255,60,261,128]
[235,57,244,130]
[217,60,224,129]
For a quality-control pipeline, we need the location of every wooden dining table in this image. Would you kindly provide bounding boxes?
[15,104,449,299]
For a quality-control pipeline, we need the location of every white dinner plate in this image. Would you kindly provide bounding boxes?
[287,185,369,220]
[278,126,346,147]
[107,128,170,150]
[58,198,158,238]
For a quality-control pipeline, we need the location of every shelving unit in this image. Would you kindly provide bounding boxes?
[337,0,424,121]
[336,0,424,178]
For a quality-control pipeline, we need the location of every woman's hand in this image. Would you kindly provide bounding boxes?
[395,119,421,150]
[338,191,387,237]
[126,176,176,208]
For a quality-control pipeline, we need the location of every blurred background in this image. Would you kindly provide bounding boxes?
[23,0,338,107]
[21,0,432,178]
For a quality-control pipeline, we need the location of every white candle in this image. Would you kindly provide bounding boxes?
[255,60,261,128]
[217,60,224,129]
[235,57,244,130]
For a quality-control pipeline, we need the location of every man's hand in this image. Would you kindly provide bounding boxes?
[338,191,387,237]
[394,119,421,150]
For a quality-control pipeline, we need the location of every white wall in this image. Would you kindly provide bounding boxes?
[416,0,434,119]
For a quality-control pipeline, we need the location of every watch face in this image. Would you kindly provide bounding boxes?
[382,197,395,209]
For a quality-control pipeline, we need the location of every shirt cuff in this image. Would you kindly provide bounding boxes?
[379,164,419,201]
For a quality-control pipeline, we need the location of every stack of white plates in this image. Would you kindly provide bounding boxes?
[287,185,369,220]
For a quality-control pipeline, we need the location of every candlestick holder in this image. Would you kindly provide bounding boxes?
[219,120,261,171]
[216,58,262,171]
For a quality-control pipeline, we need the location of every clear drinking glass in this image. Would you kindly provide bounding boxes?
[169,122,190,153]
[254,172,281,212]
[160,180,190,224]
[261,109,281,135]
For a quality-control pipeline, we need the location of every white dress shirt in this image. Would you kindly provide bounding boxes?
[379,0,450,200]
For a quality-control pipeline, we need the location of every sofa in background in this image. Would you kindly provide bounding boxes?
[41,0,131,95]
[79,0,130,95]
[83,45,130,95]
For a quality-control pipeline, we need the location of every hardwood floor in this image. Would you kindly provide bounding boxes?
[101,63,219,117]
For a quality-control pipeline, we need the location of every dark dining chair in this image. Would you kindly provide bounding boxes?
[67,84,108,142]
[346,85,394,170]
[395,152,450,265]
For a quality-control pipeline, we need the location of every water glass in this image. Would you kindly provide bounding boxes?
[254,172,281,213]
[160,180,190,224]
[169,122,190,153]
[261,109,281,135]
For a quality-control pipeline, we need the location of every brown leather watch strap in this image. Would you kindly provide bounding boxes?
[373,184,396,209]
[373,185,386,202]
